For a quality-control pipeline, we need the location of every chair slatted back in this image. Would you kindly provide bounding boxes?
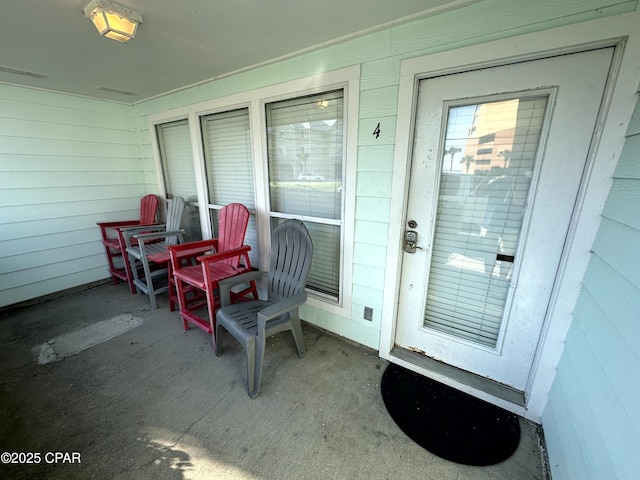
[139,194,159,225]
[268,220,313,301]
[165,196,185,246]
[217,203,250,267]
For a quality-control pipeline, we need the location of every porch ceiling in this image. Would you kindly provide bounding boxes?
[0,0,473,104]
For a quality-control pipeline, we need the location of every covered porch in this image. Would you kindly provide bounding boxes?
[0,284,545,479]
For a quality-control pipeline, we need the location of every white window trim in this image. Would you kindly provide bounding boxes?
[149,114,188,201]
[190,105,255,240]
[148,65,360,318]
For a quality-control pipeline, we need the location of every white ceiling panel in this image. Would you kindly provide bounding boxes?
[0,0,476,103]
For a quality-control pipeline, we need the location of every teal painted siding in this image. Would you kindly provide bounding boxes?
[130,0,637,348]
[0,2,638,475]
[542,92,640,479]
[0,3,633,339]
[0,85,143,307]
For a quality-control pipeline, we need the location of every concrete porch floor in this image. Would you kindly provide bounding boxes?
[0,284,546,479]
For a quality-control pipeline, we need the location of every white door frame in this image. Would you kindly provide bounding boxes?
[380,11,640,422]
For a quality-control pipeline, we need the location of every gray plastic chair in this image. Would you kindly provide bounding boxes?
[124,196,185,309]
[215,219,313,398]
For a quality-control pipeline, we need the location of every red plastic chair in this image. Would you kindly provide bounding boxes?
[97,194,158,294]
[168,203,258,350]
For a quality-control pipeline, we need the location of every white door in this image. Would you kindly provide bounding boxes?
[395,48,613,392]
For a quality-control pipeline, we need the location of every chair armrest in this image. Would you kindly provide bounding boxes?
[218,270,265,307]
[257,290,307,330]
[167,239,219,270]
[126,230,185,254]
[197,245,251,264]
[167,239,218,254]
[98,220,150,243]
[96,220,141,228]
[121,224,166,234]
[132,229,184,242]
[122,225,169,250]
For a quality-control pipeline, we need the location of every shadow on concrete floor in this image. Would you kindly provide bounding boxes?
[0,284,545,479]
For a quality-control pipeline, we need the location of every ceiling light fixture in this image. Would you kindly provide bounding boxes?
[83,0,143,43]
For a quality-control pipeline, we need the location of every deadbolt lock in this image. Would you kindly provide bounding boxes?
[404,230,421,254]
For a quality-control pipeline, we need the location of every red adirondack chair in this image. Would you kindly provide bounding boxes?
[168,203,258,349]
[97,194,158,294]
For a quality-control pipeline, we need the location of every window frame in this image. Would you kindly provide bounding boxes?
[263,89,346,303]
[148,65,360,317]
[197,105,260,265]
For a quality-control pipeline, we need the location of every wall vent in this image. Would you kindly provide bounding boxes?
[0,65,48,79]
[96,86,139,96]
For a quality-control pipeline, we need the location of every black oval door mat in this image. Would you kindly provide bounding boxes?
[381,363,521,466]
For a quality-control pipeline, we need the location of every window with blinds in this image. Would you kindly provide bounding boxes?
[155,120,201,242]
[424,96,547,347]
[266,90,344,300]
[200,108,259,266]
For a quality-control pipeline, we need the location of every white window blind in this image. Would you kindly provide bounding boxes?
[156,120,201,241]
[200,108,258,265]
[266,90,344,300]
[424,96,547,347]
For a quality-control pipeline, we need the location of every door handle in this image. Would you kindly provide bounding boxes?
[404,230,422,254]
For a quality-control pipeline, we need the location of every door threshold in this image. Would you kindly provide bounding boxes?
[390,346,526,413]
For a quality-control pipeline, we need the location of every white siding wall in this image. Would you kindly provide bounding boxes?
[542,90,640,479]
[0,85,143,308]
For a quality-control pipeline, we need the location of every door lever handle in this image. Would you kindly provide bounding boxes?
[404,241,423,254]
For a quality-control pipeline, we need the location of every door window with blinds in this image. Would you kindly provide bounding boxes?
[425,96,546,347]
[200,108,259,265]
[155,119,202,242]
[266,90,344,301]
